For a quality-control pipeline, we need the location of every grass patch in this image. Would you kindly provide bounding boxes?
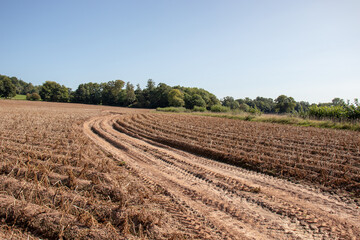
[192,106,206,112]
[156,107,188,113]
[12,94,27,100]
[215,114,360,131]
[155,110,360,132]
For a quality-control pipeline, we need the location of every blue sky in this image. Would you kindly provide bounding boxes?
[0,0,359,103]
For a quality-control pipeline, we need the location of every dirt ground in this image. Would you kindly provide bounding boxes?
[85,112,360,240]
[0,100,359,239]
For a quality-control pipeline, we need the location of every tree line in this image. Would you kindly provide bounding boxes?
[0,74,220,109]
[1,74,358,121]
[221,95,359,120]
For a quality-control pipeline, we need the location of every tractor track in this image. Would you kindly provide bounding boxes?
[84,113,360,240]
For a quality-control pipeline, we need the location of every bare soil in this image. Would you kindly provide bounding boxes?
[1,100,359,239]
[85,113,360,240]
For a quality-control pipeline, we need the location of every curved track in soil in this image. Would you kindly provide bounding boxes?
[84,113,360,240]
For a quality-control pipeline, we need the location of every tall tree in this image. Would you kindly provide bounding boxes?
[168,89,184,107]
[0,76,16,98]
[150,83,172,108]
[39,81,70,102]
[133,84,146,108]
[222,96,240,109]
[191,94,206,108]
[275,95,296,113]
[23,83,36,94]
[332,98,345,106]
[125,82,136,106]
[101,80,125,105]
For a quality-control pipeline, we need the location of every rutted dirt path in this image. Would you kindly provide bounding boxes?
[84,113,360,240]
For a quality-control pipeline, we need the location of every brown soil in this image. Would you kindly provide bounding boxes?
[85,113,360,240]
[1,100,359,239]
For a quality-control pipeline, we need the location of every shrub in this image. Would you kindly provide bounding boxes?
[31,93,41,101]
[248,106,262,115]
[210,105,230,113]
[309,105,347,120]
[156,107,187,113]
[192,106,206,112]
[27,93,41,101]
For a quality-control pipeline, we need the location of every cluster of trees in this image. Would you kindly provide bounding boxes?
[72,80,135,106]
[0,74,39,97]
[220,95,305,114]
[39,81,70,102]
[1,74,40,99]
[71,79,220,109]
[0,74,220,110]
[221,94,359,121]
[308,99,360,120]
[26,93,41,101]
[0,75,16,98]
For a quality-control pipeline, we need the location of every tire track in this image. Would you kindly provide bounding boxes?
[84,114,360,240]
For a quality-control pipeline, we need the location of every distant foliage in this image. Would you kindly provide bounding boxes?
[222,96,240,110]
[168,89,185,107]
[210,104,230,112]
[156,107,187,112]
[26,93,41,101]
[308,100,360,121]
[248,106,262,115]
[0,75,16,98]
[40,81,70,102]
[190,94,206,108]
[308,105,347,119]
[72,82,102,104]
[101,80,125,106]
[275,95,296,113]
[174,86,219,109]
[192,106,206,112]
[236,97,276,113]
[125,82,136,106]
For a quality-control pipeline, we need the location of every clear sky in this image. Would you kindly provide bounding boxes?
[0,0,359,103]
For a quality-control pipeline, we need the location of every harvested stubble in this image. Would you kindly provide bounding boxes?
[115,113,360,197]
[0,100,191,239]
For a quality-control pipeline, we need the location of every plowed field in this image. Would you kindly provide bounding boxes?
[1,100,360,239]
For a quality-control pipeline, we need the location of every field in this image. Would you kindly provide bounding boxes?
[1,100,360,239]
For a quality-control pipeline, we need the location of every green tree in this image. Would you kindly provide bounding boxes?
[168,89,185,107]
[191,94,206,108]
[101,80,125,105]
[145,79,158,108]
[39,81,70,102]
[151,83,172,108]
[138,79,156,108]
[237,97,256,109]
[222,96,240,109]
[23,83,37,94]
[295,101,310,113]
[73,83,102,104]
[0,76,17,98]
[174,86,219,109]
[208,93,220,108]
[253,97,274,113]
[239,103,250,112]
[133,84,146,108]
[26,92,41,101]
[73,83,87,103]
[275,95,296,113]
[125,82,136,106]
[332,98,345,106]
